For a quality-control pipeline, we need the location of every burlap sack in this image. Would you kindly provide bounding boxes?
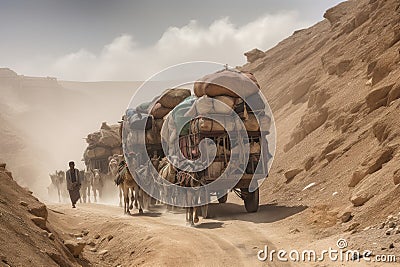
[207,162,225,178]
[185,95,236,116]
[99,128,121,147]
[213,95,237,114]
[194,81,207,97]
[185,95,212,116]
[86,132,101,145]
[158,88,191,109]
[191,116,236,133]
[85,146,110,159]
[151,103,171,119]
[205,83,239,97]
[244,114,271,132]
[194,70,260,98]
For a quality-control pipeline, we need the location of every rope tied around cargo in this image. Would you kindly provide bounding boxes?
[177,171,206,189]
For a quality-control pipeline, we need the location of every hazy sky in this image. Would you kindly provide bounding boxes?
[1,0,343,81]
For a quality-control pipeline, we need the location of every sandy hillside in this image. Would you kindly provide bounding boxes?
[0,164,81,267]
[240,0,400,252]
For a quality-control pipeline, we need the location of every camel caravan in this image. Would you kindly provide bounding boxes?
[51,68,272,226]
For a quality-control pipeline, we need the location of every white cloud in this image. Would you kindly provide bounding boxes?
[44,12,309,81]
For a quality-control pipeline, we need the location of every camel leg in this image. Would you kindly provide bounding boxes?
[119,185,123,207]
[143,192,150,210]
[123,186,130,214]
[57,187,61,203]
[87,185,91,203]
[93,188,97,203]
[129,188,134,210]
[189,207,194,226]
[135,186,143,214]
[200,189,209,218]
[194,207,199,223]
[80,187,83,203]
[82,186,87,203]
[134,189,138,209]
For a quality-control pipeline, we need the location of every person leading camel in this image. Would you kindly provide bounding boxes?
[66,161,81,208]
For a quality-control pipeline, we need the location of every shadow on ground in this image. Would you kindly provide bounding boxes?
[207,203,307,224]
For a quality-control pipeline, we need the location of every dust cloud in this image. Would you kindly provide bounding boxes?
[0,78,141,201]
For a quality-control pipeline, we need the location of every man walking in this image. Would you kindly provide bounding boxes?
[66,161,81,208]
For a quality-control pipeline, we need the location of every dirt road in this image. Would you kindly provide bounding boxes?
[47,195,376,267]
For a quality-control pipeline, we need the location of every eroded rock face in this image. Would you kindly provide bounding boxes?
[366,84,395,111]
[349,147,394,187]
[349,171,366,187]
[30,216,48,231]
[393,169,400,185]
[284,169,303,182]
[28,204,48,220]
[351,193,372,207]
[64,240,86,257]
[284,108,329,152]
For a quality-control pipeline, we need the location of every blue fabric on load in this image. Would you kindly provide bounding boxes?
[136,101,153,114]
[125,108,153,131]
[171,96,197,135]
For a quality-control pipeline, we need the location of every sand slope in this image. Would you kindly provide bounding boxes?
[240,0,400,245]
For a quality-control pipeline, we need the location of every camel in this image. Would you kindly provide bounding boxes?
[176,171,209,226]
[135,158,162,209]
[48,170,67,202]
[109,155,129,207]
[117,158,145,215]
[110,155,138,209]
[91,169,103,202]
[158,159,178,208]
[80,170,92,203]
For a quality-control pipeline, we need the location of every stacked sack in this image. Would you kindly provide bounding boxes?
[189,69,271,134]
[126,88,191,146]
[83,122,122,162]
[188,69,271,175]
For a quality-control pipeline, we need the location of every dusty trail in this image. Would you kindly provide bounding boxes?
[48,194,306,267]
[47,195,386,267]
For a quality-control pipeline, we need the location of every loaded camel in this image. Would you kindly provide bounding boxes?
[158,158,178,209]
[116,156,145,215]
[80,170,92,203]
[91,169,103,202]
[158,158,208,225]
[48,170,67,202]
[176,171,209,226]
[109,154,137,208]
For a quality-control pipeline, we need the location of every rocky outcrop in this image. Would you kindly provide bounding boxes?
[244,48,265,63]
[64,240,86,258]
